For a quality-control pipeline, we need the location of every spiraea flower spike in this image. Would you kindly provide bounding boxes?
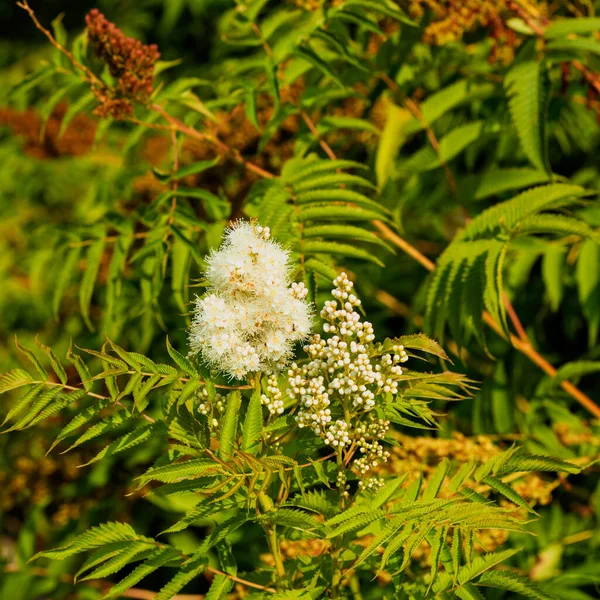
[288,272,409,490]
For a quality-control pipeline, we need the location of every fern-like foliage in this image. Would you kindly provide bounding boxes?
[0,332,586,599]
[425,183,598,346]
[505,60,548,173]
[19,442,578,598]
[246,156,394,288]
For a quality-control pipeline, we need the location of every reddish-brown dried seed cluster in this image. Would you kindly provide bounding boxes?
[85,9,160,118]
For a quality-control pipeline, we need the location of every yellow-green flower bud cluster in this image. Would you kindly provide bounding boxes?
[195,388,226,434]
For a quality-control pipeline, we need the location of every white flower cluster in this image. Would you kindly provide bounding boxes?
[354,424,390,475]
[324,419,351,448]
[261,374,285,415]
[195,388,226,432]
[354,418,390,490]
[287,272,408,484]
[188,222,312,379]
[358,476,386,491]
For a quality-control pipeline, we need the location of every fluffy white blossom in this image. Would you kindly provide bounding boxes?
[188,221,312,379]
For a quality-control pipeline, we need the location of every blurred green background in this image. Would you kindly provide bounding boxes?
[1,1,600,598]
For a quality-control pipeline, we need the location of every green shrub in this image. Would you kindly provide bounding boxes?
[1,1,599,599]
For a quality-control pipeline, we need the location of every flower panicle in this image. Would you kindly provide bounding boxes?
[85,9,160,118]
[287,272,409,490]
[188,221,312,380]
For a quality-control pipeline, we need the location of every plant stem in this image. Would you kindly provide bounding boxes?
[258,491,287,586]
[482,313,600,418]
[17,0,103,88]
[331,566,342,599]
[150,103,274,180]
[330,448,348,599]
[349,574,363,600]
[167,129,179,226]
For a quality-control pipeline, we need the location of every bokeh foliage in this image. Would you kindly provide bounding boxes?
[1,0,600,598]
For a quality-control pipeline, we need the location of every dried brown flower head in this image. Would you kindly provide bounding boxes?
[85,9,160,117]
